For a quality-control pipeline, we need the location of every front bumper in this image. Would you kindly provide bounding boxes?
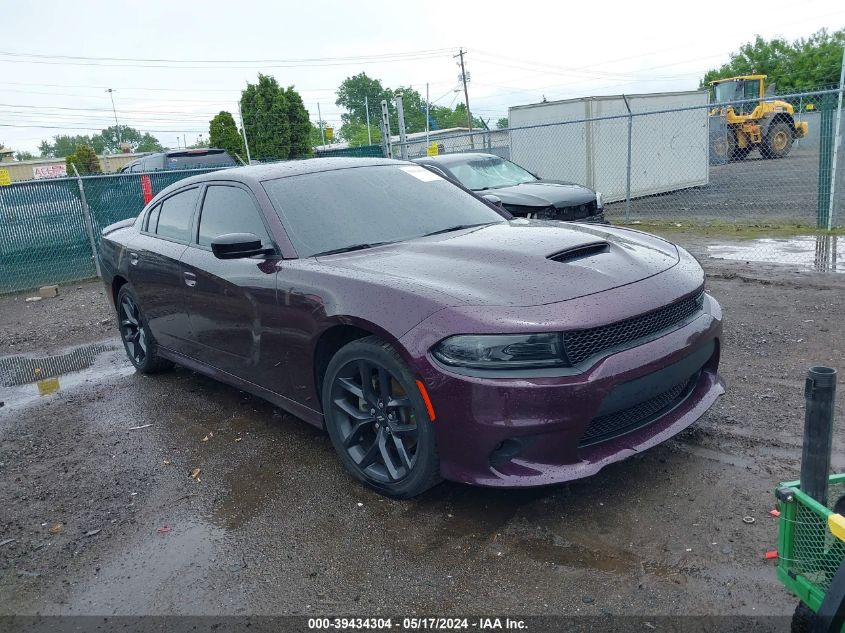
[403,293,723,488]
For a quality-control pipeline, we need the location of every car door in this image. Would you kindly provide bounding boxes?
[127,186,199,355]
[178,182,284,390]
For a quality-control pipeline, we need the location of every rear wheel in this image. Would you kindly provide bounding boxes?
[322,336,440,498]
[116,285,173,374]
[762,122,793,159]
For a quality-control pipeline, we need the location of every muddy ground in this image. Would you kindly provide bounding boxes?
[1,239,844,623]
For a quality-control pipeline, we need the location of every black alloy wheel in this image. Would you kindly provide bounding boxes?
[116,285,173,374]
[119,292,147,366]
[323,336,439,498]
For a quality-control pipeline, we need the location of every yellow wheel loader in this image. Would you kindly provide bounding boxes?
[708,75,808,163]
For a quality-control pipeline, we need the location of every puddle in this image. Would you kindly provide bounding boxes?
[708,235,843,272]
[0,340,133,409]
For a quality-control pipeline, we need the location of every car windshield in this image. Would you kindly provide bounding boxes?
[445,156,537,190]
[263,164,506,258]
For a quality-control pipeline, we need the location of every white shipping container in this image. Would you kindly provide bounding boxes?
[508,91,709,203]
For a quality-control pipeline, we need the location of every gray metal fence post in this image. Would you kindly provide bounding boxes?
[71,164,102,278]
[622,95,633,222]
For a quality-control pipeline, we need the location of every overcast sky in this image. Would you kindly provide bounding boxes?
[3,0,844,153]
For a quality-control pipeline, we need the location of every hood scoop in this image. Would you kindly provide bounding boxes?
[547,240,609,263]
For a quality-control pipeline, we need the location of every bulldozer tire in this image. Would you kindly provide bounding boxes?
[762,122,793,159]
[731,145,751,161]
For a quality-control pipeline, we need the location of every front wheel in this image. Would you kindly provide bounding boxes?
[116,285,173,374]
[762,122,793,159]
[322,336,440,498]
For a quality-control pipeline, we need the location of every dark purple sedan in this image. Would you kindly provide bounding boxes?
[99,158,724,498]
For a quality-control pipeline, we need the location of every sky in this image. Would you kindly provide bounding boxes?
[2,0,844,154]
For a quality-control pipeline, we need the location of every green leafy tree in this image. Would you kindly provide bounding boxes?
[336,73,392,127]
[91,126,163,154]
[40,127,162,157]
[39,135,93,158]
[65,144,102,175]
[284,87,313,158]
[496,117,509,129]
[702,28,845,92]
[209,111,246,160]
[14,150,36,160]
[240,74,291,161]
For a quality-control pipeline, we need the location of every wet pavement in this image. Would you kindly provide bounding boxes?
[2,269,845,617]
[708,235,843,273]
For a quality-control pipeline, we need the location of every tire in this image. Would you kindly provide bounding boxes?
[731,145,751,161]
[791,602,815,633]
[762,121,793,159]
[709,135,730,165]
[116,285,173,374]
[321,335,440,498]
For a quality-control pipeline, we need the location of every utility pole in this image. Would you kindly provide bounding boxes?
[238,100,251,164]
[455,48,474,148]
[105,88,121,145]
[365,96,372,146]
[317,103,326,145]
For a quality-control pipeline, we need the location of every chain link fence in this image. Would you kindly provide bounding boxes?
[393,87,844,272]
[0,166,233,293]
[1,88,843,294]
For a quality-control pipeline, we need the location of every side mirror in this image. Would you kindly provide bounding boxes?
[482,193,504,207]
[211,233,273,259]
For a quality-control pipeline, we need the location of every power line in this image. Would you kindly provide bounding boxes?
[0,47,457,64]
[0,50,456,70]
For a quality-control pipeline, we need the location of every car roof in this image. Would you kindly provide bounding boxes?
[413,152,503,167]
[152,157,409,198]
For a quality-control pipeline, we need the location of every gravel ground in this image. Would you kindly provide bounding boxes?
[1,242,844,622]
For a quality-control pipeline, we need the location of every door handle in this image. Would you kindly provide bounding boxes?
[183,271,197,288]
[129,252,139,266]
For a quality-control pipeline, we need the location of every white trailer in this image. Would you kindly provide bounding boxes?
[508,91,709,203]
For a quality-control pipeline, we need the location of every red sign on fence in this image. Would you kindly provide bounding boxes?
[140,175,153,204]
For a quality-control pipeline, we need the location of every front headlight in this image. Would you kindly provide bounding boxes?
[432,333,569,369]
[595,191,604,209]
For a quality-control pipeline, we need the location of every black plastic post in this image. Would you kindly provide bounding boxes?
[800,366,838,505]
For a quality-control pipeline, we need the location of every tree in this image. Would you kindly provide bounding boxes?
[240,74,291,161]
[65,144,102,175]
[209,111,246,160]
[15,150,36,161]
[91,126,163,154]
[39,127,163,157]
[284,87,312,158]
[40,135,93,158]
[496,117,509,129]
[336,73,392,127]
[702,28,845,92]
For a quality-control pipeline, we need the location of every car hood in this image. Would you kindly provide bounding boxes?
[481,180,595,209]
[315,221,679,307]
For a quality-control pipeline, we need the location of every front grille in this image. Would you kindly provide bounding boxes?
[563,291,705,365]
[579,373,699,447]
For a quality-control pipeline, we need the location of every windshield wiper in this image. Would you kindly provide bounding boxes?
[418,222,497,238]
[312,241,395,257]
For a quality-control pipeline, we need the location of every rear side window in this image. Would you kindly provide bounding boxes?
[197,185,270,247]
[155,188,199,241]
[145,203,161,232]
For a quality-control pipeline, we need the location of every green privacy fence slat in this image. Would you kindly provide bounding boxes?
[0,165,231,294]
